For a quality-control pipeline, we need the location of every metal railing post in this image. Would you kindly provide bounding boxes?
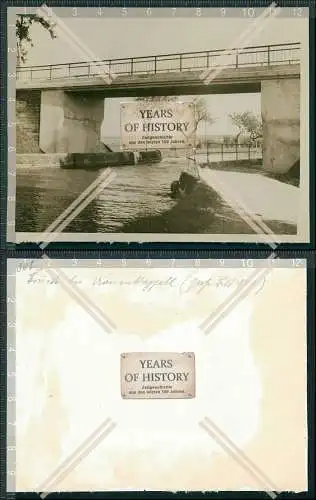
[235,142,238,160]
[236,50,238,69]
[179,54,183,72]
[221,143,224,161]
[248,143,251,160]
[154,56,157,74]
[267,45,270,66]
[131,58,134,75]
[206,51,210,68]
[49,65,52,79]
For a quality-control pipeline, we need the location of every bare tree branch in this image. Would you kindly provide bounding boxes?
[229,111,263,145]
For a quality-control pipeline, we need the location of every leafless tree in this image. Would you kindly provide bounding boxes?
[229,111,263,145]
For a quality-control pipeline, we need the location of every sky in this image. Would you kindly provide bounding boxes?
[16,10,307,138]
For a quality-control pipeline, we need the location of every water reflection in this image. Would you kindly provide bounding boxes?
[16,159,185,233]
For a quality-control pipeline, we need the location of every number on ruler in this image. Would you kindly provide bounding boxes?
[292,259,302,267]
[293,7,302,16]
[242,259,254,268]
[242,8,255,17]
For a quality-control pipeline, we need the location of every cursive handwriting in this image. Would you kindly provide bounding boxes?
[21,269,266,295]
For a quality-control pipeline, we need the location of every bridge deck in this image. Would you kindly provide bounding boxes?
[16,64,300,96]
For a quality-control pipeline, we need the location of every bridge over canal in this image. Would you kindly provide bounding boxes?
[16,42,300,173]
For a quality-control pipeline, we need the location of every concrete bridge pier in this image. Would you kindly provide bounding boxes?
[39,91,105,153]
[261,79,300,174]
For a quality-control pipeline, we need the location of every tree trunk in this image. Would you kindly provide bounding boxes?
[235,132,241,145]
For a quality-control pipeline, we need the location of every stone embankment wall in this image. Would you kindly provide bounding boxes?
[16,150,162,168]
[16,91,41,153]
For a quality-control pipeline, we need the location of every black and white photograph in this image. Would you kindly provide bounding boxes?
[8,7,310,243]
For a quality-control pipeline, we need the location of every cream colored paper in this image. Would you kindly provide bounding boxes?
[14,263,307,492]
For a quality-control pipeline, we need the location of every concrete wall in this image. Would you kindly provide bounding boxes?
[16,91,41,153]
[261,78,300,174]
[40,90,105,153]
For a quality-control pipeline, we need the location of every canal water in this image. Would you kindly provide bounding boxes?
[16,158,190,233]
[16,156,295,235]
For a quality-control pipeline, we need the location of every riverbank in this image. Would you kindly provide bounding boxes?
[15,156,298,236]
[121,179,297,235]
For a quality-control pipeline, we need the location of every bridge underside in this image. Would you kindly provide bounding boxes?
[16,65,300,173]
[72,82,261,98]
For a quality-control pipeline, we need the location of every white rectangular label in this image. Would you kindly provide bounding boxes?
[120,101,196,150]
[120,352,196,399]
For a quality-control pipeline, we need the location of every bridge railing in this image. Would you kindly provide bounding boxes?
[16,42,300,81]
